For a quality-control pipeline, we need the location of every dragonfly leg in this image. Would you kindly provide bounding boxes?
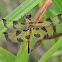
[31,33,62,51]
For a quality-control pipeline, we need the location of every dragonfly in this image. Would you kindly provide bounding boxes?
[0,14,62,53]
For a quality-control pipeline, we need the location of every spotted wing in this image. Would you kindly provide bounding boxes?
[0,19,30,43]
[32,14,62,40]
[0,18,28,32]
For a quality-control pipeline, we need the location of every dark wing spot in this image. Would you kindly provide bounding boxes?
[46,17,57,34]
[2,19,8,28]
[46,18,57,34]
[53,26,56,34]
[13,21,18,25]
[38,21,43,23]
[16,31,21,36]
[41,27,47,32]
[3,32,11,41]
[21,23,25,25]
[4,32,8,38]
[13,21,18,29]
[46,18,54,26]
[34,34,40,38]
[2,19,6,22]
[46,18,52,23]
[46,18,56,34]
[57,14,62,24]
[23,30,27,32]
[26,35,30,39]
[17,38,23,42]
[36,28,39,30]
[44,34,49,39]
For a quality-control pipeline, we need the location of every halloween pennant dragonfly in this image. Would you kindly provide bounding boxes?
[0,14,62,53]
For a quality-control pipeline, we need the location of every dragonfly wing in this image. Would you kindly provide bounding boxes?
[0,19,30,43]
[0,28,30,43]
[32,26,53,40]
[0,18,28,33]
[32,14,62,40]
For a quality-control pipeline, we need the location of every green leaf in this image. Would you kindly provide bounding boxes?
[0,47,16,62]
[38,37,62,62]
[52,0,62,13]
[0,0,62,62]
[5,0,42,20]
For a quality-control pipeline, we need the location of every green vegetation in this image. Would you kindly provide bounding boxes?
[0,0,62,62]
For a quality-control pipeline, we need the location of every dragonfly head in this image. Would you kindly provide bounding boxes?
[25,13,31,20]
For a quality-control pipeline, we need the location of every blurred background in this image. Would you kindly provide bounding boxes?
[0,0,62,62]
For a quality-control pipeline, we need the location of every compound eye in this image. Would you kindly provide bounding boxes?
[26,14,31,19]
[28,14,31,18]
